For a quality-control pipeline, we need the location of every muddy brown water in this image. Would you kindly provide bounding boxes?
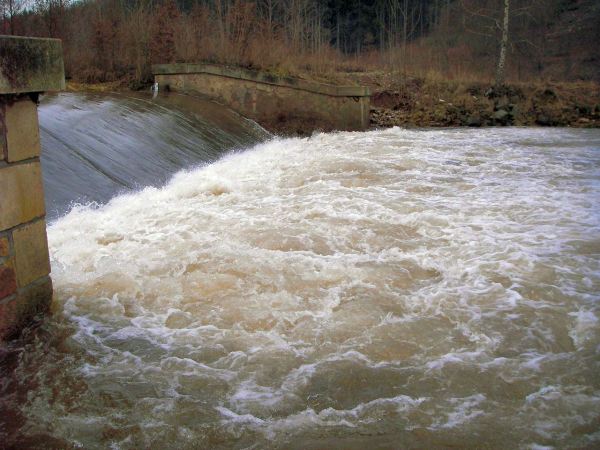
[1,93,599,449]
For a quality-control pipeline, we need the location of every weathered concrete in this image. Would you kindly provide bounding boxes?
[153,63,370,132]
[0,35,65,94]
[0,35,64,340]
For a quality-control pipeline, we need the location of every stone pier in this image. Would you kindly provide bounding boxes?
[0,36,65,340]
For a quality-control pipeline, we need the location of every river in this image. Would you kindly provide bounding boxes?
[1,92,599,449]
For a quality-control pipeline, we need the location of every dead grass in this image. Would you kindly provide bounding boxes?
[66,81,127,92]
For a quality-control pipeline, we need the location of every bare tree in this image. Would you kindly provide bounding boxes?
[495,0,509,85]
[0,0,23,34]
[34,0,70,39]
[461,0,513,84]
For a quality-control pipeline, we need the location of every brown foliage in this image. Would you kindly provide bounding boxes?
[152,0,180,64]
[6,0,599,86]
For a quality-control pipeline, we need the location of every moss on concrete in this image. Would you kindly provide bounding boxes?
[0,36,65,94]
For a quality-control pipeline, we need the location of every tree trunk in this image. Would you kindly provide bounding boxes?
[495,0,510,86]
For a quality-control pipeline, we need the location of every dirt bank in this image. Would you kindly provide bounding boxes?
[358,75,600,130]
[261,73,600,134]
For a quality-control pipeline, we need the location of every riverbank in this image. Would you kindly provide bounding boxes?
[66,74,600,134]
[362,75,600,129]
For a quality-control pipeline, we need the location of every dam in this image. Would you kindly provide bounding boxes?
[0,87,599,448]
[1,33,599,450]
[39,92,268,221]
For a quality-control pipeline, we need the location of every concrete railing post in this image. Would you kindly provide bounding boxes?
[0,36,65,339]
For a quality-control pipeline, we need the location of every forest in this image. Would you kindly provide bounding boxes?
[1,0,598,86]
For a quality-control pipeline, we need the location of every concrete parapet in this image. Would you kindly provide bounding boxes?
[0,35,65,95]
[0,35,64,340]
[152,63,371,132]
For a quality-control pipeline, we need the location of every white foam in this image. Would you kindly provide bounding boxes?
[16,127,600,447]
[568,309,599,349]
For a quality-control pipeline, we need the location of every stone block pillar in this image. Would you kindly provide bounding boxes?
[0,36,65,340]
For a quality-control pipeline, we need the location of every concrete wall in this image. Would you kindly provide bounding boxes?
[0,36,65,339]
[153,64,370,132]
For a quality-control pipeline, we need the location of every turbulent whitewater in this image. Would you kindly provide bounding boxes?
[1,111,599,448]
[39,92,267,220]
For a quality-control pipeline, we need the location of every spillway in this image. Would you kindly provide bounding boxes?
[39,92,268,221]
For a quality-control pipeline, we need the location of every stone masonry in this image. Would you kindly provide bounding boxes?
[0,36,65,340]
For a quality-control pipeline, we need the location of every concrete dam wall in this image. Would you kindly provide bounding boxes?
[152,63,371,132]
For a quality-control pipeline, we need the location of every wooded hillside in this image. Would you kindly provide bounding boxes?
[1,0,599,85]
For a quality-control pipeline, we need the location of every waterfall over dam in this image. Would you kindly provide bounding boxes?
[39,92,268,221]
[1,92,599,449]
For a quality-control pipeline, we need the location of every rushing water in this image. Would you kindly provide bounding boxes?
[1,94,599,448]
[39,92,268,221]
